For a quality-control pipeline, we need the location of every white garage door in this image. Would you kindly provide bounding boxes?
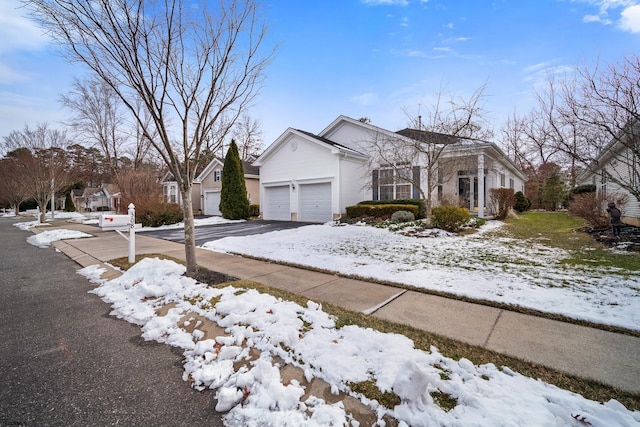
[264,186,291,221]
[204,191,221,216]
[300,182,332,222]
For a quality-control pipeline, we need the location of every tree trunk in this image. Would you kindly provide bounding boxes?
[39,204,47,223]
[181,188,198,276]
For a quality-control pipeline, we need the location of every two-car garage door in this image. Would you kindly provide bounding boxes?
[264,182,332,222]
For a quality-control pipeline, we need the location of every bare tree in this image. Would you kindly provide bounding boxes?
[366,84,492,221]
[232,113,264,160]
[0,155,30,215]
[2,124,73,222]
[61,75,160,212]
[559,54,640,203]
[23,0,274,274]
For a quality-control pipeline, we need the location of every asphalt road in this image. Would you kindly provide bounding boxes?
[0,219,224,427]
[142,219,314,246]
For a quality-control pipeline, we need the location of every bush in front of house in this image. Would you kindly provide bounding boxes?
[513,191,530,213]
[390,210,415,223]
[358,199,426,219]
[568,191,628,229]
[489,188,515,220]
[345,203,419,220]
[431,205,471,232]
[249,204,260,217]
[138,202,184,227]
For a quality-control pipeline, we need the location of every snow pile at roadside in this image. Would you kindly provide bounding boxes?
[202,222,640,331]
[79,258,639,426]
[26,229,93,248]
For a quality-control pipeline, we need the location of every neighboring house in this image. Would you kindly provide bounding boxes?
[162,158,260,216]
[254,115,527,222]
[577,127,640,227]
[72,184,121,212]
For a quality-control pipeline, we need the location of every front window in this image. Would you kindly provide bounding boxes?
[214,170,222,182]
[376,164,412,200]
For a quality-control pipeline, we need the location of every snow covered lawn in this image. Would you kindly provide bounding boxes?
[78,258,639,426]
[202,222,640,331]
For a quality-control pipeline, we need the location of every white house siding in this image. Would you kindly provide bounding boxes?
[320,120,375,152]
[579,157,640,227]
[259,134,338,220]
[339,157,369,215]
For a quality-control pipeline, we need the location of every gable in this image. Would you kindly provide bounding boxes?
[195,158,224,183]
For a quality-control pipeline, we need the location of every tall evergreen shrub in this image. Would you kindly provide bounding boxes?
[220,140,250,219]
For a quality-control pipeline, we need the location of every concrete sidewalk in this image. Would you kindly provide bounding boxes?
[38,220,640,394]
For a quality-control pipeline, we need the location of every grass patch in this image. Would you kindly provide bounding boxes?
[348,380,401,409]
[500,211,640,271]
[431,391,458,412]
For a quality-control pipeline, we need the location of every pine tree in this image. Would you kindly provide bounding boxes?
[220,140,249,219]
[65,192,76,212]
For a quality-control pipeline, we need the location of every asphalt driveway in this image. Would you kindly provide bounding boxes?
[141,219,314,246]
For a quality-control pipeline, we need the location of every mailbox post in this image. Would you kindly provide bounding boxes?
[128,203,136,264]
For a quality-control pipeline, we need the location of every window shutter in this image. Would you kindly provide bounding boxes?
[412,166,420,199]
[372,170,379,200]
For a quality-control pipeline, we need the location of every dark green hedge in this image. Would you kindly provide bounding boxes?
[357,199,426,219]
[346,204,418,219]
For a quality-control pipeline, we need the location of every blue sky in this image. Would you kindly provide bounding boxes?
[1,0,639,151]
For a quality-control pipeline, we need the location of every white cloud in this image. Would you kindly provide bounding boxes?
[361,0,409,5]
[0,63,32,85]
[620,4,640,32]
[0,0,49,53]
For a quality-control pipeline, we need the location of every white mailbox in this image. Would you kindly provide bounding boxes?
[99,214,131,231]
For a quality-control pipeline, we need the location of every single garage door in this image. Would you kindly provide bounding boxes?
[299,182,332,222]
[264,186,290,220]
[204,191,221,216]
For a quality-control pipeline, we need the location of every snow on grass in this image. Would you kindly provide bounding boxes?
[202,222,640,331]
[78,258,640,426]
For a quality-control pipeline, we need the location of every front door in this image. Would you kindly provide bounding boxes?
[458,177,479,210]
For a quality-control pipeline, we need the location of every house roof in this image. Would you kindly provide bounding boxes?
[242,160,260,176]
[395,128,459,145]
[254,127,369,166]
[295,129,367,156]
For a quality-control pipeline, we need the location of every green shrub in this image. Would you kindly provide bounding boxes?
[513,191,530,213]
[138,203,184,227]
[431,206,471,232]
[96,206,110,212]
[391,210,415,223]
[570,184,596,195]
[249,204,260,217]
[346,204,418,219]
[358,199,426,219]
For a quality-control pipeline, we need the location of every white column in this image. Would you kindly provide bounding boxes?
[477,153,485,218]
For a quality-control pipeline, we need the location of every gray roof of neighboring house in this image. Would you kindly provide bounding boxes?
[242,160,260,176]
